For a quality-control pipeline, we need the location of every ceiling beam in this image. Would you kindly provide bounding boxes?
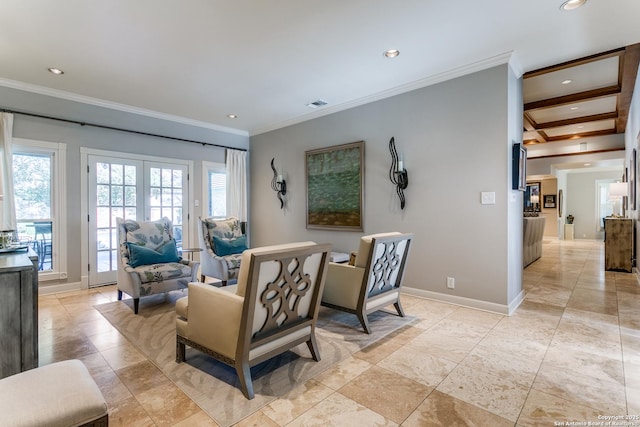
[523,113,547,143]
[545,129,616,142]
[616,43,640,133]
[527,147,624,160]
[524,86,620,111]
[523,48,625,79]
[535,112,618,129]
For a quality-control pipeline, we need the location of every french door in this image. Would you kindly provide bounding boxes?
[87,155,188,287]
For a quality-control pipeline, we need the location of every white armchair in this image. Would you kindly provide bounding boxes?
[116,217,199,314]
[176,241,331,399]
[321,232,413,333]
[197,216,247,285]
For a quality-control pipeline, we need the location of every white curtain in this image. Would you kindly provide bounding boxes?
[226,149,247,221]
[0,113,16,231]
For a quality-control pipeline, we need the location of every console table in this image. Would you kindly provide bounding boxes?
[0,248,38,379]
[604,218,634,272]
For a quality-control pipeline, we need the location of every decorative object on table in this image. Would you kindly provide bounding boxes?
[512,143,527,191]
[566,214,574,224]
[116,217,199,314]
[197,216,247,286]
[305,141,364,231]
[0,229,14,248]
[609,182,628,217]
[543,194,556,208]
[525,182,541,212]
[388,137,408,209]
[321,232,413,334]
[270,158,287,209]
[176,241,331,399]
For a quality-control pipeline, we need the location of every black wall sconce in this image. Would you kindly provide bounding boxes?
[270,158,287,209]
[389,137,408,209]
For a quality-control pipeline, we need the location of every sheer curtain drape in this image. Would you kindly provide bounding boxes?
[226,149,247,221]
[0,113,16,231]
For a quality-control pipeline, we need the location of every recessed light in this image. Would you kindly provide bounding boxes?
[560,0,587,10]
[584,163,591,166]
[577,125,584,129]
[561,79,572,85]
[227,114,237,119]
[47,68,64,75]
[570,106,579,110]
[306,99,328,109]
[384,49,400,58]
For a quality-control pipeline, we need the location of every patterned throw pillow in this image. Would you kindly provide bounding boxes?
[124,218,172,250]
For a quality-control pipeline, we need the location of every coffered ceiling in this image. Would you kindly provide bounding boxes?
[523,44,640,158]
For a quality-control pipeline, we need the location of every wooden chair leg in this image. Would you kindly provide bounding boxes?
[236,362,254,400]
[117,290,123,300]
[306,335,321,361]
[133,298,140,314]
[394,300,405,317]
[200,274,206,282]
[358,311,371,334]
[176,339,186,363]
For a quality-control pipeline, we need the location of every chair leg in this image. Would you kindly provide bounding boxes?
[176,339,186,363]
[394,300,405,317]
[306,335,321,362]
[221,280,227,286]
[236,362,254,400]
[133,298,140,314]
[117,290,123,301]
[200,274,206,282]
[358,311,371,334]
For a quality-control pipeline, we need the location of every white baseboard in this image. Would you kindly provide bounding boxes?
[38,280,84,295]
[402,286,523,316]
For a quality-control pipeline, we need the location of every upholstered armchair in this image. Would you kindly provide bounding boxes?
[198,216,247,285]
[321,232,413,334]
[116,217,199,314]
[176,241,331,399]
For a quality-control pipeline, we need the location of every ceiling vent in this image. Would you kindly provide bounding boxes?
[306,99,328,108]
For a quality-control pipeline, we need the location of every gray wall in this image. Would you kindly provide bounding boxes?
[1,86,250,285]
[566,170,622,239]
[250,64,523,311]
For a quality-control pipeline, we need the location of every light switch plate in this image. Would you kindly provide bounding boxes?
[481,192,496,205]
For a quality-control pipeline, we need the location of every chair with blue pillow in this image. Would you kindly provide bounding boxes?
[116,217,200,314]
[198,216,248,286]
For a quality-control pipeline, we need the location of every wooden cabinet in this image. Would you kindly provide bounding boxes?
[604,218,634,272]
[0,249,38,379]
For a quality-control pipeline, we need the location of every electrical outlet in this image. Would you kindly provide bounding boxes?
[447,277,455,289]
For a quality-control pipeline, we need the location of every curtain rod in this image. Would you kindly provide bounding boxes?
[0,108,248,152]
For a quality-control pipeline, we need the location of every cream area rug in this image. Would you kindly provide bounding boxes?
[95,290,415,427]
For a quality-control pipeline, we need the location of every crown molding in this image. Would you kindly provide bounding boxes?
[0,77,249,137]
[251,51,515,136]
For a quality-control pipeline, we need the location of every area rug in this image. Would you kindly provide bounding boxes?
[95,291,415,426]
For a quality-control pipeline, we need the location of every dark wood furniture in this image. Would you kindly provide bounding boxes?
[0,248,38,379]
[604,218,634,272]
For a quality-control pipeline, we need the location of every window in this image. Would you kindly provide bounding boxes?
[203,161,226,218]
[597,180,616,231]
[13,139,67,280]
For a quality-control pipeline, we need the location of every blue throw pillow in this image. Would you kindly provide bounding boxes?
[126,239,180,268]
[213,235,248,256]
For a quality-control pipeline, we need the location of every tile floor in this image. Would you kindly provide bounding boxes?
[36,238,640,426]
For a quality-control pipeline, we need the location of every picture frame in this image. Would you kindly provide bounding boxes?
[306,141,364,231]
[544,194,556,208]
[524,182,541,212]
[512,143,527,191]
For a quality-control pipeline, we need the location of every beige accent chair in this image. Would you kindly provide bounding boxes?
[116,217,199,314]
[176,241,331,399]
[321,232,413,334]
[197,216,247,285]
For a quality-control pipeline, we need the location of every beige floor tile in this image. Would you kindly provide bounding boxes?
[353,326,422,364]
[532,363,626,414]
[477,329,549,362]
[100,341,148,371]
[261,379,333,425]
[338,365,430,424]
[135,382,201,426]
[460,345,541,389]
[93,370,134,407]
[377,343,458,387]
[116,360,172,395]
[443,307,504,329]
[314,356,372,390]
[286,392,397,427]
[543,343,624,384]
[436,363,529,422]
[405,330,480,363]
[171,410,219,426]
[403,390,513,427]
[566,287,619,316]
[234,410,280,427]
[107,396,155,427]
[517,389,605,426]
